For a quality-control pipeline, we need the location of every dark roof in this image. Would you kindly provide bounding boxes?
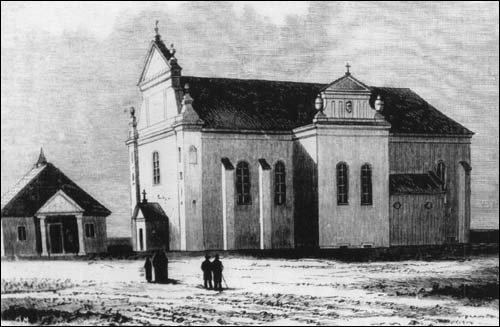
[369,87,473,136]
[154,36,175,61]
[1,163,111,217]
[390,173,444,195]
[180,76,473,136]
[133,202,168,221]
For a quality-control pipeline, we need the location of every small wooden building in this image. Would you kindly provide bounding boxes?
[131,193,169,252]
[1,150,111,257]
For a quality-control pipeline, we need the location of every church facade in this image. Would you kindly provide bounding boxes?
[127,30,473,252]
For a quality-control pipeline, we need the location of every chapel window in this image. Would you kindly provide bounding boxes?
[189,146,198,164]
[85,223,95,238]
[17,226,27,241]
[236,161,251,205]
[337,162,349,205]
[436,160,446,190]
[274,161,286,205]
[361,163,373,205]
[153,151,161,185]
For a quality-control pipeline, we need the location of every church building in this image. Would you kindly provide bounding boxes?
[1,150,111,257]
[127,26,473,252]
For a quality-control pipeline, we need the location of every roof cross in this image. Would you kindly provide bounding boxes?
[142,189,147,203]
[345,62,351,75]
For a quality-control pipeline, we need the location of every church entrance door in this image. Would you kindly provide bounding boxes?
[48,223,64,254]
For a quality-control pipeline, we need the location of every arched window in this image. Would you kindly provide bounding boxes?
[337,162,349,205]
[436,160,446,189]
[274,161,286,205]
[152,151,160,185]
[189,146,198,164]
[236,161,251,205]
[361,163,372,205]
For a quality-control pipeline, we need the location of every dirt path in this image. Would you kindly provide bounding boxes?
[1,255,498,325]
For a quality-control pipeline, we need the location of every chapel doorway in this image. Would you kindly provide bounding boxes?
[48,224,64,254]
[139,228,144,251]
[46,216,79,254]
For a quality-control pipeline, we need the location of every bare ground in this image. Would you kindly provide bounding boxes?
[1,254,498,326]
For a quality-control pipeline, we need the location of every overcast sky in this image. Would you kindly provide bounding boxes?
[1,1,498,235]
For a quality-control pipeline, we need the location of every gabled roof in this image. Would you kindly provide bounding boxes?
[179,76,473,136]
[390,173,444,195]
[36,190,84,215]
[132,202,168,221]
[320,73,371,92]
[138,36,180,85]
[1,164,46,209]
[1,162,111,217]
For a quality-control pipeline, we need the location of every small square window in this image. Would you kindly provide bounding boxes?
[17,226,27,241]
[85,223,95,238]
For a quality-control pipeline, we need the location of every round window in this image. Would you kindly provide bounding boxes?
[393,202,401,209]
[425,202,433,209]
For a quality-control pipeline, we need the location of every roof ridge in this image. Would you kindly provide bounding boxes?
[183,75,326,86]
[1,164,47,210]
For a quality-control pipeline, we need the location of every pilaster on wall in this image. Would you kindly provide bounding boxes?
[1,221,4,257]
[258,159,272,249]
[76,214,86,255]
[221,158,235,250]
[38,216,48,256]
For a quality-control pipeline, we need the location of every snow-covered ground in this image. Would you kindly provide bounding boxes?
[1,254,498,326]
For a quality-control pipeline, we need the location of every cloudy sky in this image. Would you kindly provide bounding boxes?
[1,1,498,236]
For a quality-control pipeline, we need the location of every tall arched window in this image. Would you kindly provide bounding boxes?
[236,161,251,205]
[361,163,372,205]
[274,161,286,205]
[436,160,446,189]
[189,146,198,164]
[152,151,160,185]
[337,162,349,205]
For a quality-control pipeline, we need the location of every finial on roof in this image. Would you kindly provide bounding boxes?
[345,62,351,75]
[36,147,47,168]
[184,83,190,94]
[142,189,148,203]
[154,20,161,41]
[170,43,176,57]
[314,94,326,119]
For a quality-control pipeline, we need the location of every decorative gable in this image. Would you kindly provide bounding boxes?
[319,72,377,120]
[322,74,371,93]
[36,190,84,215]
[140,46,170,83]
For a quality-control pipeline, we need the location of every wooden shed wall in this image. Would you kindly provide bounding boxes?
[389,194,446,246]
[1,217,40,256]
[82,216,107,254]
[389,136,471,242]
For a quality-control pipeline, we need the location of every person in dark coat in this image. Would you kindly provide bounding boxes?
[201,255,213,289]
[211,254,224,291]
[144,255,153,283]
[152,250,169,283]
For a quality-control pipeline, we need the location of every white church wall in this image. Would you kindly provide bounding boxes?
[316,125,390,248]
[180,129,204,251]
[137,133,182,250]
[201,132,294,250]
[292,129,319,248]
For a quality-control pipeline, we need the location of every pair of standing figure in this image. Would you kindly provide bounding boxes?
[144,250,169,283]
[201,254,224,291]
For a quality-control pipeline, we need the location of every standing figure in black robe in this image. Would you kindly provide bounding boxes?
[152,250,169,283]
[211,254,224,291]
[144,255,153,283]
[201,255,213,289]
